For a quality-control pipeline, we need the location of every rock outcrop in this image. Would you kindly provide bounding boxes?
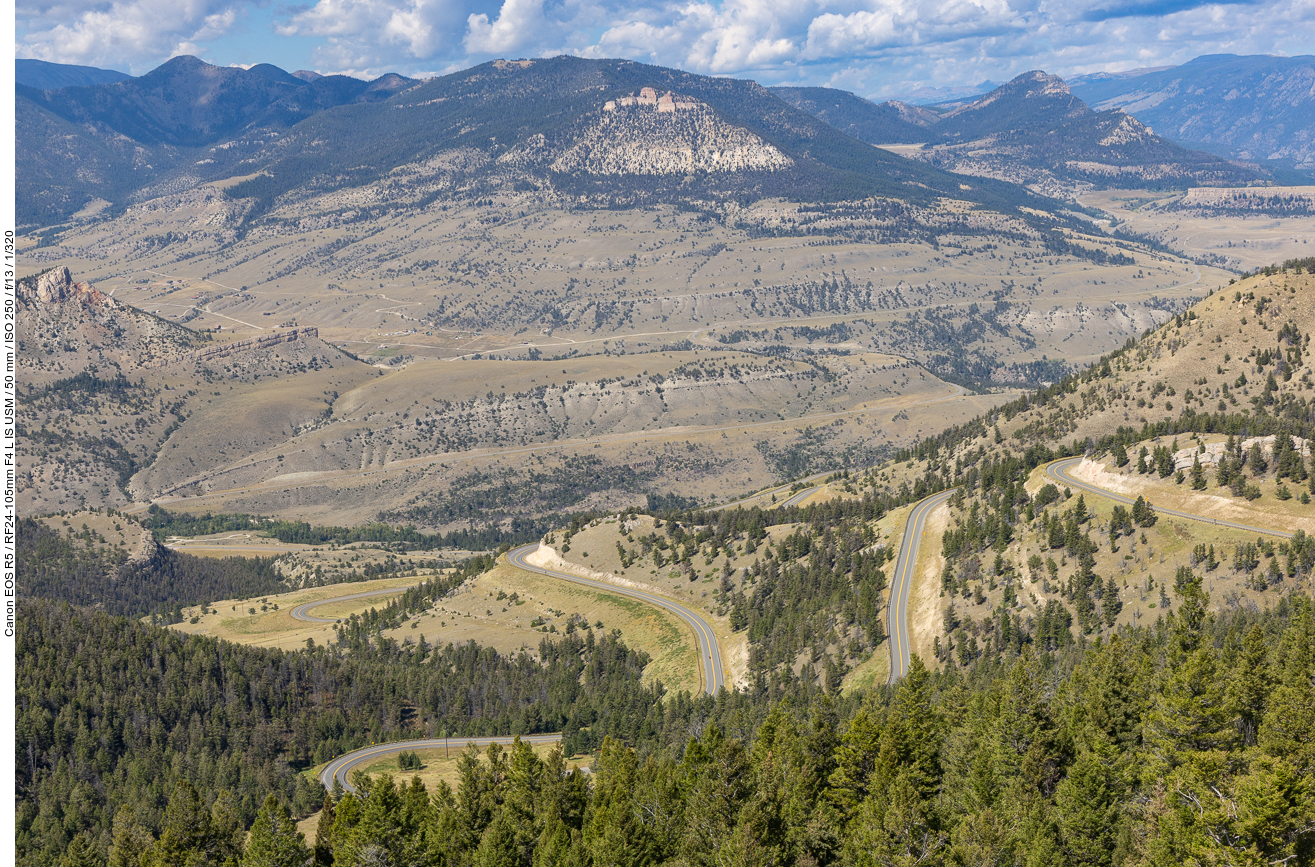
[19,266,119,309]
[553,94,794,176]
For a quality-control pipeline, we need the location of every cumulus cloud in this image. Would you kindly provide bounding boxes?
[465,0,549,54]
[17,0,249,69]
[15,0,1315,95]
[276,0,461,61]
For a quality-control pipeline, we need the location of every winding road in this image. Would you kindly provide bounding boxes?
[319,734,564,795]
[507,544,724,694]
[289,587,416,623]
[309,483,960,791]
[1046,457,1292,540]
[309,545,725,796]
[886,489,957,684]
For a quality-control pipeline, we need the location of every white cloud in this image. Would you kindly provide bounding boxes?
[17,0,248,70]
[464,0,548,54]
[804,7,909,57]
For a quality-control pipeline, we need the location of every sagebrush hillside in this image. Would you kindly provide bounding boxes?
[876,260,1315,674]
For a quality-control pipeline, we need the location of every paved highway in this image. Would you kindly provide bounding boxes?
[290,587,415,623]
[507,543,724,694]
[319,734,564,794]
[887,489,956,684]
[781,486,820,508]
[1045,458,1292,540]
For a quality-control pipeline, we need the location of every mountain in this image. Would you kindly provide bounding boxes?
[15,58,132,89]
[16,54,1066,227]
[781,71,1260,199]
[771,86,937,143]
[15,56,418,225]
[931,70,1089,141]
[1069,54,1315,171]
[17,55,414,148]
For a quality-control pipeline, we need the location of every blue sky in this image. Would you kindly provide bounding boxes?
[14,0,1315,98]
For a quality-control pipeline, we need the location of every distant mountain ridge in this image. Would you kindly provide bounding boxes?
[1068,54,1315,171]
[16,54,1058,228]
[19,55,417,148]
[769,87,936,144]
[16,56,419,225]
[776,71,1261,199]
[15,59,132,89]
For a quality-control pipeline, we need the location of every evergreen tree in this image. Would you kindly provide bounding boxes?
[241,795,311,867]
[107,810,154,867]
[59,833,103,867]
[1053,752,1117,866]
[1228,624,1274,747]
[1131,496,1157,527]
[1143,576,1235,771]
[337,776,408,867]
[313,794,337,867]
[844,770,944,867]
[1259,601,1315,777]
[143,781,213,867]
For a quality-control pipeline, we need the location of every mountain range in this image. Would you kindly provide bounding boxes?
[18,52,1308,229]
[774,71,1262,199]
[19,54,1073,229]
[1069,53,1315,172]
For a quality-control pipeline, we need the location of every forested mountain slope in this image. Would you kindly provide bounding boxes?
[770,86,936,144]
[20,588,1315,866]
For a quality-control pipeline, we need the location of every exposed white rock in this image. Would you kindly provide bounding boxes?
[553,99,793,176]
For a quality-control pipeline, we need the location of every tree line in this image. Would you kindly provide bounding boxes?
[52,591,1315,867]
[16,599,822,867]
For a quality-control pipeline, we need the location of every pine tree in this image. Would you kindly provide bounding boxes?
[1249,442,1269,475]
[59,833,103,867]
[1131,496,1157,527]
[1086,635,1141,751]
[313,794,336,866]
[1259,601,1315,777]
[475,811,525,867]
[107,809,154,867]
[1228,624,1274,747]
[210,790,247,865]
[827,702,882,813]
[1053,752,1118,866]
[1144,576,1236,770]
[143,781,211,867]
[844,770,944,867]
[586,737,661,867]
[1072,495,1088,524]
[1101,578,1121,627]
[241,795,311,867]
[338,775,408,867]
